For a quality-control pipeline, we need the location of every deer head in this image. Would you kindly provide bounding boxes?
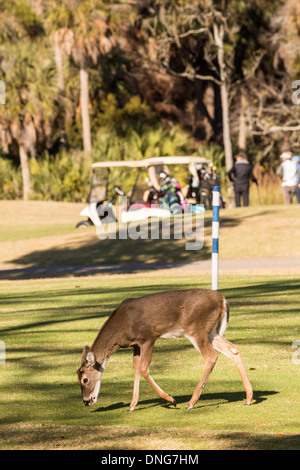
[77,345,102,406]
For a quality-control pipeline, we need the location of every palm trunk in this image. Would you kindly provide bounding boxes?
[80,61,92,157]
[19,143,31,201]
[54,34,65,92]
[54,33,67,148]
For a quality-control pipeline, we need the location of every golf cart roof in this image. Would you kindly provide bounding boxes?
[91,156,211,169]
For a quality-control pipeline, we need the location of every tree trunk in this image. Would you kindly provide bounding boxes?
[29,0,44,15]
[213,23,233,171]
[54,33,67,148]
[195,80,215,142]
[219,66,233,171]
[19,143,31,201]
[54,34,65,92]
[238,93,247,151]
[80,61,92,157]
[213,81,223,140]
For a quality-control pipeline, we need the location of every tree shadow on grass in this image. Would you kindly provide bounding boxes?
[216,432,300,450]
[0,208,287,281]
[4,209,272,280]
[222,279,300,299]
[1,216,213,278]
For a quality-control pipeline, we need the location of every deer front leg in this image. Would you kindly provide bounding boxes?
[140,340,177,407]
[128,345,141,411]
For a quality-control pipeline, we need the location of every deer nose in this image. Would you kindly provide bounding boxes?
[83,400,91,406]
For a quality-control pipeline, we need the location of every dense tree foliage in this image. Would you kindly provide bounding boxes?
[0,0,299,200]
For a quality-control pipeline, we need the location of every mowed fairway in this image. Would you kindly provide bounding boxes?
[0,273,299,450]
[0,200,299,449]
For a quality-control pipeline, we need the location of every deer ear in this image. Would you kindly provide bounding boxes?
[82,345,91,363]
[86,351,96,367]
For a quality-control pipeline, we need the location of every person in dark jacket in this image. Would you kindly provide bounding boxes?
[227,152,258,207]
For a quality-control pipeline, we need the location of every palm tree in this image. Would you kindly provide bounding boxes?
[0,0,58,200]
[45,0,116,157]
[0,42,59,200]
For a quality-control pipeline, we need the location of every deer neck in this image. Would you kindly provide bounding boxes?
[91,317,123,365]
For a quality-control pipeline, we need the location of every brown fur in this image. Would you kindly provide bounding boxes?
[77,289,253,410]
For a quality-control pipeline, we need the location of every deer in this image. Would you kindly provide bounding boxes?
[77,289,253,411]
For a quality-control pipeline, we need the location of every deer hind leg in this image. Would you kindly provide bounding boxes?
[187,339,218,409]
[139,340,176,407]
[212,334,253,405]
[128,345,141,411]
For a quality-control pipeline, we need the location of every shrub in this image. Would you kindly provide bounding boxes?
[30,151,91,202]
[0,157,22,199]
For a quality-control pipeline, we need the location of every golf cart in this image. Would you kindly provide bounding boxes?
[76,156,215,228]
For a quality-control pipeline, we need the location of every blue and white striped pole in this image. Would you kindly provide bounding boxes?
[212,186,220,290]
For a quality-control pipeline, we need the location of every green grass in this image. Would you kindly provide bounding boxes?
[0,274,299,449]
[0,200,84,244]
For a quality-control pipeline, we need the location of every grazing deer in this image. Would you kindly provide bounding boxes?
[77,289,253,410]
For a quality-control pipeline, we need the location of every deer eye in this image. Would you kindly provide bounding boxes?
[83,378,88,384]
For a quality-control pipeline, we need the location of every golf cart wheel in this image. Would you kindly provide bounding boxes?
[75,219,93,228]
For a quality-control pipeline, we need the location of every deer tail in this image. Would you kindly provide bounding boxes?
[218,298,229,337]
